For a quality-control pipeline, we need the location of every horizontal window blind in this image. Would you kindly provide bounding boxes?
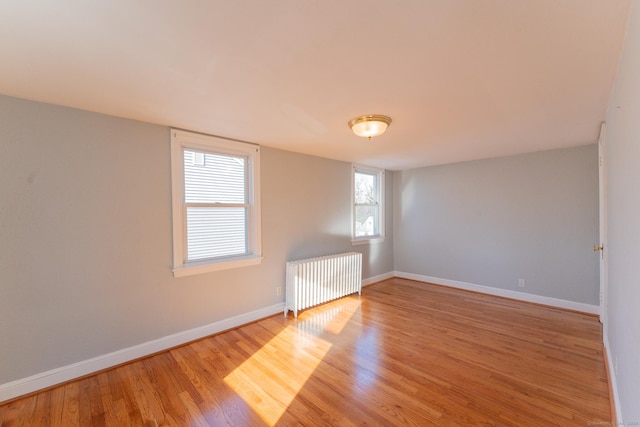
[183,150,248,262]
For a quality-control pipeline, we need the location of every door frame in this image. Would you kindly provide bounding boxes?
[598,122,608,336]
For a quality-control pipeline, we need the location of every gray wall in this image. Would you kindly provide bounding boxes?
[605,0,640,422]
[0,91,601,391]
[394,146,599,304]
[0,95,394,384]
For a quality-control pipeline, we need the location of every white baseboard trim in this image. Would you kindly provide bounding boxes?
[394,271,600,315]
[604,335,623,423]
[0,302,285,404]
[362,271,395,287]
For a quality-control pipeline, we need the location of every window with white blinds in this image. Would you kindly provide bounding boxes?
[171,130,261,277]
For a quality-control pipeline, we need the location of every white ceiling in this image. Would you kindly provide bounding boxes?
[0,1,631,170]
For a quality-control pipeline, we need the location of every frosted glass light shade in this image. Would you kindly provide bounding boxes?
[348,115,392,139]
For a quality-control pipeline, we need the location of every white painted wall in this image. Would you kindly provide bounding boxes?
[393,146,600,305]
[604,0,640,422]
[0,95,394,388]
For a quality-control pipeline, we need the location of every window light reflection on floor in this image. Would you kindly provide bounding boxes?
[223,298,362,425]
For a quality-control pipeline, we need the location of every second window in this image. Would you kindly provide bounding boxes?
[352,165,385,244]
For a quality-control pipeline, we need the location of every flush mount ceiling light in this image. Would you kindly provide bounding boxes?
[348,115,392,140]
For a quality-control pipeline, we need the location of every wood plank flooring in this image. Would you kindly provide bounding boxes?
[0,278,611,426]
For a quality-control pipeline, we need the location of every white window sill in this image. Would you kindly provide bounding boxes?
[352,236,385,246]
[172,255,263,278]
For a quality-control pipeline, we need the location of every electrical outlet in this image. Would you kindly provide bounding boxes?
[276,286,282,296]
[518,279,526,288]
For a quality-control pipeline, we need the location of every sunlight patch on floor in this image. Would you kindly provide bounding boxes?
[223,298,362,425]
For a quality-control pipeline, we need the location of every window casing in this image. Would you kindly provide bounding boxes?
[352,165,385,244]
[171,130,261,277]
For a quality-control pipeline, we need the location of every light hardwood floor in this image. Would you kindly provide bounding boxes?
[0,278,611,426]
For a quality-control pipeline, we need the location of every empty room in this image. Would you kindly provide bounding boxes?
[1,1,639,425]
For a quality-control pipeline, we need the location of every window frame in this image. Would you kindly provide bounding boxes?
[351,164,385,245]
[170,129,262,277]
